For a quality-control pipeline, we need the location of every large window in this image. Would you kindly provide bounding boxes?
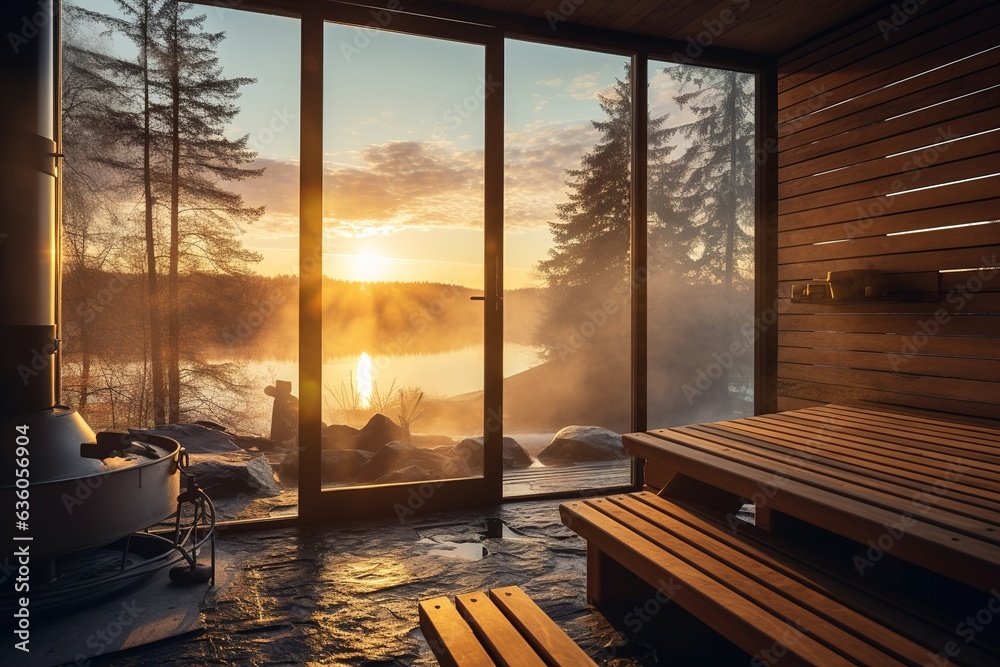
[647,61,756,428]
[503,41,632,496]
[61,2,300,520]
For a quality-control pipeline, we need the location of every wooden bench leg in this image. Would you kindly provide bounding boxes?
[587,544,655,606]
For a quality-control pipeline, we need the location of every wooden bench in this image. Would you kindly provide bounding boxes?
[560,491,1000,667]
[419,585,597,666]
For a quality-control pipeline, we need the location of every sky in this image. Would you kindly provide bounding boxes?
[71,1,703,288]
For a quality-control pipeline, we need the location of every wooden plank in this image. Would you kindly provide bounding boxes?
[778,246,1000,280]
[488,587,598,667]
[812,404,1000,445]
[779,130,1000,202]
[419,596,497,667]
[455,592,546,667]
[732,412,1000,481]
[779,3,1000,116]
[777,313,999,336]
[777,361,1000,404]
[753,411,1000,469]
[625,430,1000,589]
[679,422,1000,522]
[708,419,1000,507]
[627,492,1000,667]
[778,295,1000,315]
[777,377,1000,420]
[778,223,1000,265]
[778,330,1000,359]
[776,345,1000,383]
[777,199,1000,246]
[559,500,858,666]
[779,98,1000,179]
[779,151,1000,215]
[777,0,982,92]
[778,396,825,411]
[590,496,930,666]
[779,57,1000,150]
[779,174,1000,231]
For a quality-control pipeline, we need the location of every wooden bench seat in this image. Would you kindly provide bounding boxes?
[560,491,1000,667]
[419,585,597,666]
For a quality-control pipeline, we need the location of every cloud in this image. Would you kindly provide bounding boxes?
[227,120,604,240]
[565,72,619,101]
[324,141,484,236]
[536,77,563,86]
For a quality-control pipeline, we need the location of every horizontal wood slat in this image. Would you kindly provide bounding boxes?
[777,245,1000,280]
[776,378,1000,420]
[777,362,998,404]
[778,313,999,336]
[778,0,992,95]
[777,346,1000,382]
[779,55,1000,150]
[778,151,1000,216]
[780,174,1000,231]
[778,129,1000,201]
[779,98,1000,178]
[777,223,1000,265]
[777,331,1000,360]
[778,199,1000,246]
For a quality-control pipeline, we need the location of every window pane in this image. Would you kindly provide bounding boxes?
[321,25,486,488]
[503,40,632,496]
[62,3,300,520]
[647,61,756,428]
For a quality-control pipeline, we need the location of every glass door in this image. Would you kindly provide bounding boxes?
[300,8,502,520]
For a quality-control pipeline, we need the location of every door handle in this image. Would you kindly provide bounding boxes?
[470,296,486,301]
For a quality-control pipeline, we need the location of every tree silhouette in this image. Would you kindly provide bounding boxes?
[64,0,263,425]
[660,65,755,291]
[160,2,263,422]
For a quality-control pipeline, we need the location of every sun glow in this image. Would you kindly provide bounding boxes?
[357,352,374,409]
[350,250,388,283]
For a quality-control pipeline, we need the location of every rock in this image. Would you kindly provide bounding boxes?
[354,441,467,484]
[347,414,409,452]
[229,435,283,452]
[536,426,626,464]
[323,424,361,449]
[278,448,373,482]
[410,434,457,448]
[322,448,374,482]
[186,452,281,498]
[137,423,240,454]
[454,437,533,473]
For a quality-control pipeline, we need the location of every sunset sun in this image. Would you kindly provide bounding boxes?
[350,249,388,283]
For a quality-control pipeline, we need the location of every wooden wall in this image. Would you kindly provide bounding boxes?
[775,0,1000,419]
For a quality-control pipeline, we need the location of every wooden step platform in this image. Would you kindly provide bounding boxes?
[419,585,597,667]
[560,491,1000,667]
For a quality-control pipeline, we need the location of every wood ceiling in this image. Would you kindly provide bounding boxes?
[438,0,892,55]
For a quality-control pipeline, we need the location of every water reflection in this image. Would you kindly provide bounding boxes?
[357,352,374,408]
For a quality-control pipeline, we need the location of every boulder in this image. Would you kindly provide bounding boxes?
[453,436,533,472]
[186,452,281,498]
[323,424,362,449]
[322,448,373,482]
[278,448,373,482]
[410,434,457,448]
[347,414,409,452]
[136,423,240,454]
[536,426,626,465]
[353,441,466,484]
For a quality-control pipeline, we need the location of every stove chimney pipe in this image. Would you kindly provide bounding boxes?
[0,0,60,415]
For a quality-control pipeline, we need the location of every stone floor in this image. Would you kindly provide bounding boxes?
[27,499,751,666]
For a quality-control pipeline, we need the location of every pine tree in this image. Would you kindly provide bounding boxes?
[535,66,682,357]
[661,65,755,290]
[70,0,171,424]
[159,2,263,423]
